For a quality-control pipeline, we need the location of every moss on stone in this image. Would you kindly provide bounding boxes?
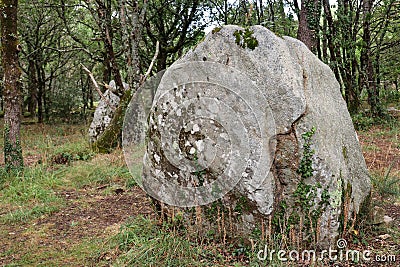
[91,90,133,153]
[342,145,348,160]
[233,28,259,50]
[211,27,222,34]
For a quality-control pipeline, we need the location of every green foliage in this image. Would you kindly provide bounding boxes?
[142,0,208,70]
[351,112,399,131]
[304,0,319,31]
[51,147,94,165]
[234,195,250,214]
[56,160,131,188]
[272,200,287,228]
[371,162,400,199]
[297,127,316,179]
[3,123,24,172]
[211,27,222,34]
[291,127,331,241]
[351,113,376,131]
[233,28,259,50]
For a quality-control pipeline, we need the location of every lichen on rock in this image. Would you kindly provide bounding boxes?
[125,25,371,248]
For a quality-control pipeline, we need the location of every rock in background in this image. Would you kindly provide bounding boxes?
[89,80,129,143]
[141,25,372,248]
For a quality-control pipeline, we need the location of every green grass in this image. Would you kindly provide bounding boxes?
[371,162,400,200]
[0,166,64,223]
[93,216,296,267]
[0,123,136,224]
[55,159,132,188]
[94,216,207,267]
[0,122,144,266]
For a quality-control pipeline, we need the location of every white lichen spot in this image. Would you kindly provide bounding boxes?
[157,114,163,125]
[170,100,178,110]
[154,154,161,163]
[195,140,204,152]
[220,132,229,140]
[172,141,179,150]
[191,124,200,134]
[189,147,197,154]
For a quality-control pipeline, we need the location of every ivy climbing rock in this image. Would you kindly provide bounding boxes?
[124,25,371,248]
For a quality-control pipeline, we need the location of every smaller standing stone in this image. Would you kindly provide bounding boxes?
[89,80,128,143]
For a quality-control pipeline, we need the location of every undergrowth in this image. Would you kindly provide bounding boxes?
[371,162,400,200]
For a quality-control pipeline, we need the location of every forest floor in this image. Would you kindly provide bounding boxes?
[0,117,399,266]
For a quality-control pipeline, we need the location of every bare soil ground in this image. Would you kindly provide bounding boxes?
[0,187,153,265]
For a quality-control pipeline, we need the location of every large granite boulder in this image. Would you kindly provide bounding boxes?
[125,25,371,248]
[89,80,129,143]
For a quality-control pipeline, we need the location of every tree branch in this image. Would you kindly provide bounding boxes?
[81,64,115,111]
[140,41,160,85]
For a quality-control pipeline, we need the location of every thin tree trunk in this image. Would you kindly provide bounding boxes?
[118,0,142,89]
[102,52,111,87]
[95,0,125,96]
[361,0,382,116]
[36,64,45,123]
[322,0,342,90]
[297,0,318,52]
[27,59,37,117]
[1,0,24,171]
[45,71,54,122]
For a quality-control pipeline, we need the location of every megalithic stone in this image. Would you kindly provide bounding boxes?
[123,25,371,248]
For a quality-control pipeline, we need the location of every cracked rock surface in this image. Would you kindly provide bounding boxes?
[143,25,371,246]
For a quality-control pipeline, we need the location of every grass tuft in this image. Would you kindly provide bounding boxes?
[96,216,203,267]
[371,162,400,199]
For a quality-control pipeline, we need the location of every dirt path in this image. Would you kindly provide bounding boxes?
[0,187,153,265]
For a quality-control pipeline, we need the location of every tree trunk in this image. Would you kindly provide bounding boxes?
[88,0,143,153]
[297,0,319,52]
[157,48,168,72]
[361,0,382,116]
[95,0,125,96]
[118,0,142,89]
[322,0,342,90]
[36,64,45,123]
[27,59,37,117]
[1,0,24,171]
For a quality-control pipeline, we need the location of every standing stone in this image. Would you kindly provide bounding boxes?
[89,80,128,143]
[129,26,371,248]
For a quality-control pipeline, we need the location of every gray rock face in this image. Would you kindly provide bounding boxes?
[140,26,371,247]
[89,80,129,143]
